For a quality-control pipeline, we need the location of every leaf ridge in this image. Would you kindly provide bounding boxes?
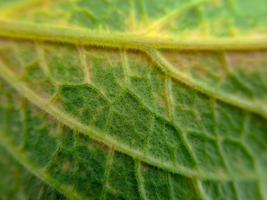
[134,161,148,200]
[0,19,267,50]
[144,0,208,33]
[145,48,267,119]
[99,148,115,200]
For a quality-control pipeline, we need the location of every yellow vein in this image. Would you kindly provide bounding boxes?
[134,161,148,200]
[0,19,267,50]
[145,0,208,32]
[99,149,114,200]
[193,179,208,200]
[164,77,175,121]
[78,46,91,83]
[145,48,267,119]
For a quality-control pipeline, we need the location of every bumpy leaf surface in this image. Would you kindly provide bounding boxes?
[0,0,267,199]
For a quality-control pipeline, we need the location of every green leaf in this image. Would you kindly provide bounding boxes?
[0,0,266,199]
[0,145,65,199]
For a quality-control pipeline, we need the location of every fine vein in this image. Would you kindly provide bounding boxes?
[0,61,259,181]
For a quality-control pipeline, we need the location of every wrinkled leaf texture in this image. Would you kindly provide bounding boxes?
[0,0,267,199]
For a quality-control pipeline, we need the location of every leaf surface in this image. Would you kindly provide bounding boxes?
[0,0,267,199]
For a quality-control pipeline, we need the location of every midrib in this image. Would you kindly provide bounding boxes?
[0,19,267,51]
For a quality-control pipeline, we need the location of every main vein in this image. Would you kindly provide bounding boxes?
[0,19,267,50]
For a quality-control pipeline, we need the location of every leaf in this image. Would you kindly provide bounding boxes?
[0,145,65,199]
[0,0,266,199]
